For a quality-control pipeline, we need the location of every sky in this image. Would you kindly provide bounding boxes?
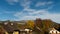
[0,0,60,23]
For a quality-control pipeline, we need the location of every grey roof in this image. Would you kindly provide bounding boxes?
[3,23,19,32]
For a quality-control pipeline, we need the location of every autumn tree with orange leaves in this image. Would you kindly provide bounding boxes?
[35,18,43,28]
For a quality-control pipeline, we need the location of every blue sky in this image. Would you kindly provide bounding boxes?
[0,0,60,23]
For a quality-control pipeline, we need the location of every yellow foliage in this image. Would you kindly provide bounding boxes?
[26,20,35,29]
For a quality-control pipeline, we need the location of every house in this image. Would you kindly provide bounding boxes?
[2,21,33,34]
[3,21,20,34]
[19,29,32,34]
[13,30,20,34]
[49,28,60,34]
[5,32,8,34]
[25,29,32,33]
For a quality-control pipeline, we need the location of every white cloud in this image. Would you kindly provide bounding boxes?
[14,8,60,23]
[6,0,19,2]
[6,0,59,23]
[28,9,48,15]
[14,12,23,17]
[6,0,19,5]
[35,1,53,7]
[47,1,53,4]
[19,0,31,9]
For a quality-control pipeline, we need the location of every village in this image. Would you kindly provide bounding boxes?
[0,18,60,34]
